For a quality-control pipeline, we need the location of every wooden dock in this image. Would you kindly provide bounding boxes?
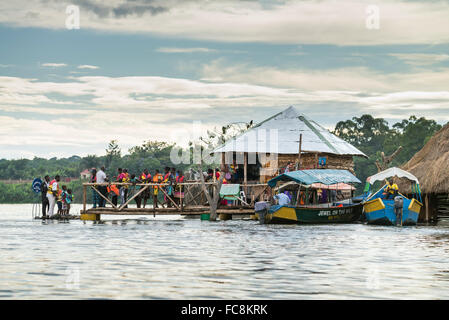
[79,181,266,221]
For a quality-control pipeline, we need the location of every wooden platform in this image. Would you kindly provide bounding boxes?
[34,214,80,220]
[80,205,255,216]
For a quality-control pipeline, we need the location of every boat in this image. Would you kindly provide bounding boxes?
[362,167,423,226]
[257,169,363,224]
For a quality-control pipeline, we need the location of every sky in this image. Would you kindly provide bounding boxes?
[1,0,449,160]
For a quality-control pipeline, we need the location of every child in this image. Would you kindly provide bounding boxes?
[66,189,73,215]
[57,185,66,215]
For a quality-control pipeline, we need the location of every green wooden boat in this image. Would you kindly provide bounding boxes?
[258,169,363,224]
[257,203,363,224]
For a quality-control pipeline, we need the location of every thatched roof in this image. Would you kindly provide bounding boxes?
[401,122,449,194]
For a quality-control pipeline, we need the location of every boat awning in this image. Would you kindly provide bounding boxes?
[267,169,361,188]
[367,167,419,185]
[310,183,355,190]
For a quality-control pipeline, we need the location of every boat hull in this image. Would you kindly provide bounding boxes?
[363,198,422,226]
[258,203,363,224]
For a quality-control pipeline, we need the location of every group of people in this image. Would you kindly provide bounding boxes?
[90,166,186,209]
[41,175,73,217]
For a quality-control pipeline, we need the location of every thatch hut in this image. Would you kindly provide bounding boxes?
[401,122,449,221]
[212,106,367,186]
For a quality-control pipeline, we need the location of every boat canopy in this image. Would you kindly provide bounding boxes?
[267,169,361,188]
[367,167,419,185]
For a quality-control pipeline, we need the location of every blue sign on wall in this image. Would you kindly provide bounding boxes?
[31,178,42,194]
[318,157,327,167]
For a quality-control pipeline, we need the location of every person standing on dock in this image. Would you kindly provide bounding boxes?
[90,168,98,208]
[163,167,174,208]
[96,167,108,207]
[120,168,130,208]
[152,169,163,208]
[41,175,50,217]
[174,170,185,206]
[130,173,142,208]
[140,169,151,208]
[46,175,60,216]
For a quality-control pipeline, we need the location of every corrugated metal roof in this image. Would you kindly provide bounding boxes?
[267,169,361,188]
[212,106,367,157]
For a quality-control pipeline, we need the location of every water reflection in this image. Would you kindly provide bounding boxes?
[1,204,449,299]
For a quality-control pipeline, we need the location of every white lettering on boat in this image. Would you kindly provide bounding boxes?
[318,208,352,217]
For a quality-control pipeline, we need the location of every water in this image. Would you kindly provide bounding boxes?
[1,204,449,299]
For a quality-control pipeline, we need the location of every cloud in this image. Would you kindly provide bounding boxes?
[40,62,67,68]
[156,47,217,53]
[1,0,449,45]
[77,64,99,69]
[2,63,449,159]
[72,0,168,18]
[388,53,449,66]
[200,59,449,92]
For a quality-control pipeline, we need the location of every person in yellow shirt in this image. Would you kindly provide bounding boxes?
[385,179,399,200]
[152,169,163,208]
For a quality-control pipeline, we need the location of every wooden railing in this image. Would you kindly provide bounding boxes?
[82,181,270,212]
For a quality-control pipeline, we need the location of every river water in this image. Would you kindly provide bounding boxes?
[1,203,449,299]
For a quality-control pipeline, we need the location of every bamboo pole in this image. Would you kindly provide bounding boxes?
[159,186,180,210]
[298,133,302,170]
[83,184,86,213]
[244,152,248,196]
[180,185,183,212]
[118,185,149,212]
[91,185,117,209]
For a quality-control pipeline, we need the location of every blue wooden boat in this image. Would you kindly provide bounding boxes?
[362,167,423,226]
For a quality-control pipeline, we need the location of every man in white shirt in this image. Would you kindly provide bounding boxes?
[96,167,108,207]
[273,192,291,206]
[46,175,60,217]
[96,167,107,183]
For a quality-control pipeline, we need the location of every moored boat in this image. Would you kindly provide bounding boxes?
[258,169,363,224]
[362,167,423,226]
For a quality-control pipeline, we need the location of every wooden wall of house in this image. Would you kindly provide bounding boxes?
[259,153,355,183]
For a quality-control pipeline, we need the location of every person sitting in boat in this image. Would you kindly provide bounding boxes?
[273,192,291,206]
[385,179,399,200]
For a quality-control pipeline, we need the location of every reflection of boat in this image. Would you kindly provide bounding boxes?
[257,169,363,224]
[363,167,423,226]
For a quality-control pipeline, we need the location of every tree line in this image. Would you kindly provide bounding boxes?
[0,114,444,203]
[333,115,442,192]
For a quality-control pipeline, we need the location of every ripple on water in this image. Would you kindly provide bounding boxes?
[1,204,449,299]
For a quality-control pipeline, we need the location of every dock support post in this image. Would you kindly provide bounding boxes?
[244,152,248,196]
[83,184,86,213]
[425,194,430,222]
[298,133,302,170]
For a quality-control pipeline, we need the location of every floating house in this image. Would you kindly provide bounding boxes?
[401,122,449,221]
[212,106,367,184]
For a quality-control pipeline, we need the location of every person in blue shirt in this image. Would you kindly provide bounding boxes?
[274,192,291,206]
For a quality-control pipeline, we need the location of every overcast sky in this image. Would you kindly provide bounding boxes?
[1,0,449,159]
